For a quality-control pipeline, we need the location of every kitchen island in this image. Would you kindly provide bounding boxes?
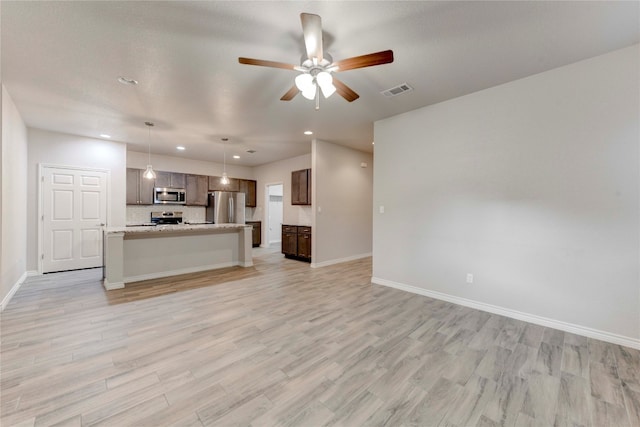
[103,224,252,290]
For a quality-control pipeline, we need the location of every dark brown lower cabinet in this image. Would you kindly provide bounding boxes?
[282,226,298,256]
[246,221,261,247]
[282,225,311,262]
[297,227,311,259]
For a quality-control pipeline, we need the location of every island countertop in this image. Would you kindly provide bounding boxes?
[105,223,251,235]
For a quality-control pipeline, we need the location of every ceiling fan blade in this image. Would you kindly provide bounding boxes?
[333,50,394,72]
[332,77,359,102]
[280,84,299,101]
[300,13,323,62]
[238,57,297,70]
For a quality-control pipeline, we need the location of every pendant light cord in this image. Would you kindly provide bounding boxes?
[145,121,154,163]
[143,121,156,180]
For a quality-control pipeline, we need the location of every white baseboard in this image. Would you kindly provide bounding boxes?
[123,261,238,284]
[372,276,640,350]
[1,270,37,311]
[103,279,125,290]
[311,253,372,269]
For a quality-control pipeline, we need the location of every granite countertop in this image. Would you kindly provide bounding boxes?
[105,223,251,235]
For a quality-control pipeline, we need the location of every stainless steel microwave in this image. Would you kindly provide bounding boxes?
[154,187,186,204]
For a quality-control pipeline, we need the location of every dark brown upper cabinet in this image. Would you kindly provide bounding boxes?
[209,175,240,192]
[155,171,186,189]
[291,169,311,205]
[239,179,257,207]
[126,168,154,205]
[185,174,209,206]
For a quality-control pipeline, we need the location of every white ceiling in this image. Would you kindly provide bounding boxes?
[2,1,638,166]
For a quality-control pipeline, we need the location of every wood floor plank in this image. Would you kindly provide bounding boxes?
[562,342,590,379]
[534,341,563,377]
[481,374,529,426]
[2,250,639,426]
[622,380,640,426]
[445,374,498,426]
[520,371,561,425]
[555,372,592,427]
[518,324,545,348]
[614,344,640,385]
[591,397,630,427]
[590,362,625,407]
[406,377,464,426]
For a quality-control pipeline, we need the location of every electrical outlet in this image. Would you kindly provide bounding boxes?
[379,205,385,214]
[466,273,474,284]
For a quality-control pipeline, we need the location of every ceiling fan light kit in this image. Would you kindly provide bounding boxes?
[238,13,394,110]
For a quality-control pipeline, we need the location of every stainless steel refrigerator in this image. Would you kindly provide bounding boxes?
[206,192,245,224]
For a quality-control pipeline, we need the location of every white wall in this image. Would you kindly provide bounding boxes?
[373,45,640,346]
[127,151,254,180]
[312,140,373,267]
[27,128,127,271]
[1,85,28,308]
[253,154,313,244]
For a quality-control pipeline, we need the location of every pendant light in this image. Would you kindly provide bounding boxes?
[220,137,229,185]
[143,121,156,180]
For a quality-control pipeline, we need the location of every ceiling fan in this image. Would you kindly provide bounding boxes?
[239,13,394,110]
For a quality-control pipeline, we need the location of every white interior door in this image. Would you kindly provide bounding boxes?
[267,184,283,245]
[42,167,107,273]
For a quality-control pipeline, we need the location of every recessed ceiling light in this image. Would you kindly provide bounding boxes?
[100,134,111,138]
[176,146,186,151]
[304,131,313,135]
[117,76,138,85]
[233,155,240,159]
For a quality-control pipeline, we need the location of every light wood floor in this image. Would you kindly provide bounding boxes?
[1,249,639,426]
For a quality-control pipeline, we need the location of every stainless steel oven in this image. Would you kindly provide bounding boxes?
[151,211,183,224]
[154,187,186,204]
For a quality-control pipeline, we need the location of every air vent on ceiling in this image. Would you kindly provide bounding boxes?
[381,83,413,97]
[246,149,256,154]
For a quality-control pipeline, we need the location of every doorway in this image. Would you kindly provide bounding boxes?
[40,165,108,273]
[266,183,283,247]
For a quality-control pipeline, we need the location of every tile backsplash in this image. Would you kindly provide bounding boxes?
[126,206,205,224]
[126,206,257,224]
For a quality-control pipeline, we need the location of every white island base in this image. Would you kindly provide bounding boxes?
[103,224,253,290]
